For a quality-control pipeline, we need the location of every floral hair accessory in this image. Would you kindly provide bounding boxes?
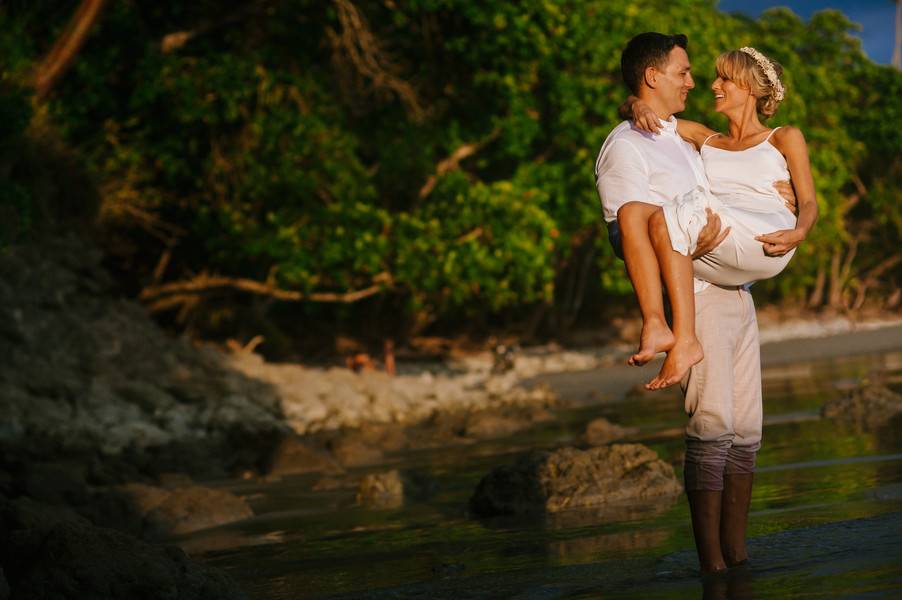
[739,46,785,101]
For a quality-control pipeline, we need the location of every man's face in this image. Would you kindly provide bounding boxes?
[654,46,695,114]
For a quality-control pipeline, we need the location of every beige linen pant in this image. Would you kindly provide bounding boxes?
[681,284,762,491]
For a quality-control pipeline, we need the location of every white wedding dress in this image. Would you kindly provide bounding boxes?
[663,127,797,286]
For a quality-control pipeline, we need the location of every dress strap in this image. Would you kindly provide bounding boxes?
[763,126,782,143]
[701,133,720,148]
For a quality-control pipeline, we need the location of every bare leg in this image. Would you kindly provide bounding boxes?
[720,473,753,566]
[646,208,703,389]
[617,202,675,366]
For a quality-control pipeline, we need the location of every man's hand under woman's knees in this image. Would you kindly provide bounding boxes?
[692,208,731,259]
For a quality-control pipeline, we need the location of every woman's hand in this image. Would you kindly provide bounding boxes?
[755,228,805,256]
[631,98,661,134]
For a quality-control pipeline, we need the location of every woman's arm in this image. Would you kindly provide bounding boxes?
[619,96,663,134]
[675,119,718,151]
[619,96,717,149]
[755,126,818,256]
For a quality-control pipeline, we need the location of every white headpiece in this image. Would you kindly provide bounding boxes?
[739,46,785,101]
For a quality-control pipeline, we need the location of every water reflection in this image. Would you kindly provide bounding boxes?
[193,350,902,599]
[548,527,671,562]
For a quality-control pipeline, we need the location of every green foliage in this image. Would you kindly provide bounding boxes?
[1,0,900,334]
[0,86,33,245]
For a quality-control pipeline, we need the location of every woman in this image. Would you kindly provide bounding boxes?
[626,46,818,389]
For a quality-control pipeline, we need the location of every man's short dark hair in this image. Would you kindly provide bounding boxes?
[621,32,688,94]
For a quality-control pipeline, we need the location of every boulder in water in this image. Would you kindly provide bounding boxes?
[822,382,902,429]
[583,418,639,446]
[469,444,682,516]
[142,485,254,537]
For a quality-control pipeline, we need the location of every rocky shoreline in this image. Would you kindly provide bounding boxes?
[0,236,602,598]
[2,235,900,598]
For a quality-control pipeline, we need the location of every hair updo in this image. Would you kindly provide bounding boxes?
[715,49,785,118]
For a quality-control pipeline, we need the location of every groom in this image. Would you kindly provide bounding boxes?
[594,32,795,573]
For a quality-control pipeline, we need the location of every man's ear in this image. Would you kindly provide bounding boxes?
[643,65,658,89]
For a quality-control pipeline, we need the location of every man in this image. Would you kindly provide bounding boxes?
[594,32,792,573]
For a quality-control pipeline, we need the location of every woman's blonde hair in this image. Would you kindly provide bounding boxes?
[715,49,784,118]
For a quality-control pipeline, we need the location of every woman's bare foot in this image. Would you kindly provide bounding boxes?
[645,337,703,389]
[629,318,675,366]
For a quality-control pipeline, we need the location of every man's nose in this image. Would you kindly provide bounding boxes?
[686,74,695,89]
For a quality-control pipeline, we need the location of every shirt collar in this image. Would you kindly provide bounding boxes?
[658,116,678,135]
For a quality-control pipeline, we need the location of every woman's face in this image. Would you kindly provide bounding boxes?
[711,75,751,114]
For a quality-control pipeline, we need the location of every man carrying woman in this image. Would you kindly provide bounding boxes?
[594,32,816,573]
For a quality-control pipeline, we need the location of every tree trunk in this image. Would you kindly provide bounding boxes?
[807,261,827,308]
[33,0,108,99]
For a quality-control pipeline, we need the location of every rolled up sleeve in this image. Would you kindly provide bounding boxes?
[595,139,649,223]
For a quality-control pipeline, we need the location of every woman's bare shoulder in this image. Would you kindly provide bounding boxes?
[772,125,806,146]
[676,119,719,148]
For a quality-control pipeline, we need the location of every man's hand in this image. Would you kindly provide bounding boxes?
[691,208,730,259]
[773,180,797,214]
[755,228,804,256]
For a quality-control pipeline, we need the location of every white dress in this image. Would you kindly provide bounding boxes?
[662,128,797,287]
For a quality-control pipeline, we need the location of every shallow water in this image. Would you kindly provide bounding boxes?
[192,350,902,599]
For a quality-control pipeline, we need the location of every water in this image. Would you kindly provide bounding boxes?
[190,350,902,598]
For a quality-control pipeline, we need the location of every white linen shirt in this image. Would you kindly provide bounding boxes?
[594,117,707,223]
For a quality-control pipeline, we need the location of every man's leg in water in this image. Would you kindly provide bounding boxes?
[646,208,703,389]
[721,287,762,566]
[616,202,675,366]
[685,440,729,573]
[682,285,744,573]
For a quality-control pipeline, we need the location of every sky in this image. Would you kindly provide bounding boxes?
[717,0,898,64]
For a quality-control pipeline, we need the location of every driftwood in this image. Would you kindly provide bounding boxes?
[140,272,392,313]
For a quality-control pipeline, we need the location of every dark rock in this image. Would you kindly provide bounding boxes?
[143,486,254,537]
[356,470,404,508]
[0,498,246,600]
[20,462,89,506]
[312,476,356,491]
[355,469,436,508]
[329,437,385,467]
[463,412,532,439]
[822,382,902,429]
[470,444,682,516]
[354,423,409,452]
[265,436,343,476]
[583,418,639,446]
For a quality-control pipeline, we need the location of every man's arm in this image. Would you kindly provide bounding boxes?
[595,138,650,225]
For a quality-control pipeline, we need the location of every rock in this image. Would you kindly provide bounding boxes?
[312,476,356,492]
[0,497,246,600]
[469,444,682,516]
[354,423,409,452]
[264,436,343,476]
[463,412,532,439]
[0,568,8,600]
[356,470,404,508]
[19,462,89,506]
[822,383,902,429]
[584,418,639,446]
[329,437,385,467]
[143,486,254,537]
[117,483,172,514]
